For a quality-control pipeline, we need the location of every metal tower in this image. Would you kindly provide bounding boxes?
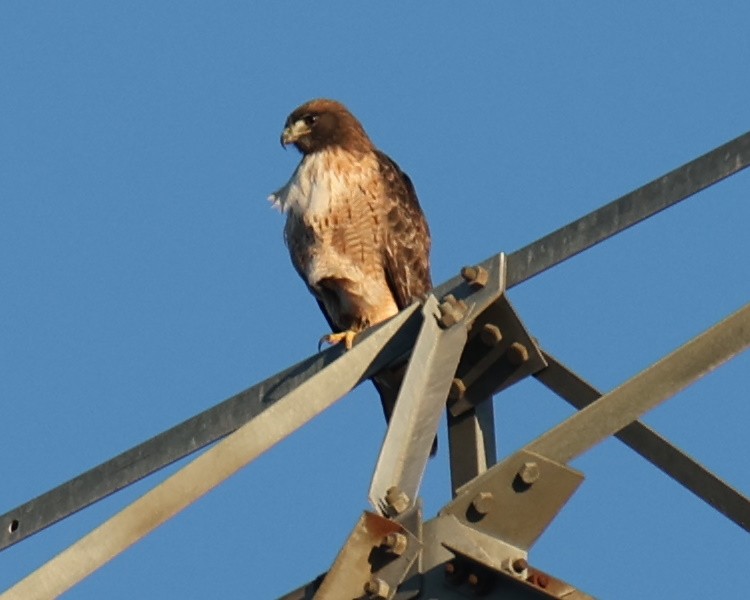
[2,132,749,599]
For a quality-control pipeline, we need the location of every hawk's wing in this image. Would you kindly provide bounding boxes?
[376,151,432,310]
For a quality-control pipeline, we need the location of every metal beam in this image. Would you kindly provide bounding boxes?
[447,400,496,495]
[535,350,750,532]
[369,297,468,513]
[0,305,422,552]
[434,130,750,298]
[528,302,750,464]
[0,305,421,600]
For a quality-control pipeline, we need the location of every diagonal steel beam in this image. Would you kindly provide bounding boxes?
[528,303,750,464]
[369,296,469,513]
[434,130,750,298]
[0,305,422,552]
[0,305,422,600]
[534,350,750,532]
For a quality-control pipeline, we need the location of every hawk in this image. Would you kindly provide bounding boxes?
[270,99,432,351]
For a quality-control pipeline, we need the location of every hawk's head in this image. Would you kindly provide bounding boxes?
[280,99,372,155]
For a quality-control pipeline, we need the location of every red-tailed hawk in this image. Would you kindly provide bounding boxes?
[270,99,432,350]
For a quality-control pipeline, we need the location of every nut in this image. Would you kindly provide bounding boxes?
[438,295,468,328]
[461,265,489,287]
[382,532,408,556]
[364,576,390,599]
[384,486,410,515]
[517,461,540,485]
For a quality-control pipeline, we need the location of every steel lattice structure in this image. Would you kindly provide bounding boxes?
[1,132,749,599]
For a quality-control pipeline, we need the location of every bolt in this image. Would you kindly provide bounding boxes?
[444,560,467,585]
[438,295,468,328]
[438,303,461,328]
[470,491,494,516]
[449,378,466,400]
[480,323,503,346]
[467,573,480,587]
[384,486,410,515]
[461,265,489,287]
[536,573,549,589]
[443,560,464,585]
[517,461,540,485]
[512,558,528,573]
[382,532,408,556]
[364,576,390,599]
[506,342,529,366]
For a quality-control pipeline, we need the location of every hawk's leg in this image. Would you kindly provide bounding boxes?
[318,330,357,351]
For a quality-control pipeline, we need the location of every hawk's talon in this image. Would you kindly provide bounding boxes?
[318,330,357,351]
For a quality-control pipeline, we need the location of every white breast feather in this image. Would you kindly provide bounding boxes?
[269,151,351,217]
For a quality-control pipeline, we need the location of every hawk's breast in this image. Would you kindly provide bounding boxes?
[271,148,398,330]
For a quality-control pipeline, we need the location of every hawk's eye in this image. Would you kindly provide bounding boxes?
[303,114,318,126]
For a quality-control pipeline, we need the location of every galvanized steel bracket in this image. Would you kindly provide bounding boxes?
[448,293,547,417]
[314,511,422,600]
[442,450,584,551]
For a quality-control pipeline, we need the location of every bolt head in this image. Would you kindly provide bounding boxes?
[518,461,540,485]
[512,558,528,573]
[448,378,466,400]
[471,491,494,515]
[480,323,503,346]
[507,342,530,366]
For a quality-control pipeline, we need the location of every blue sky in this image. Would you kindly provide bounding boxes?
[1,3,749,598]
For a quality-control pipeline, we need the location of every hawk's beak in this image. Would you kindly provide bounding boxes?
[280,120,311,148]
